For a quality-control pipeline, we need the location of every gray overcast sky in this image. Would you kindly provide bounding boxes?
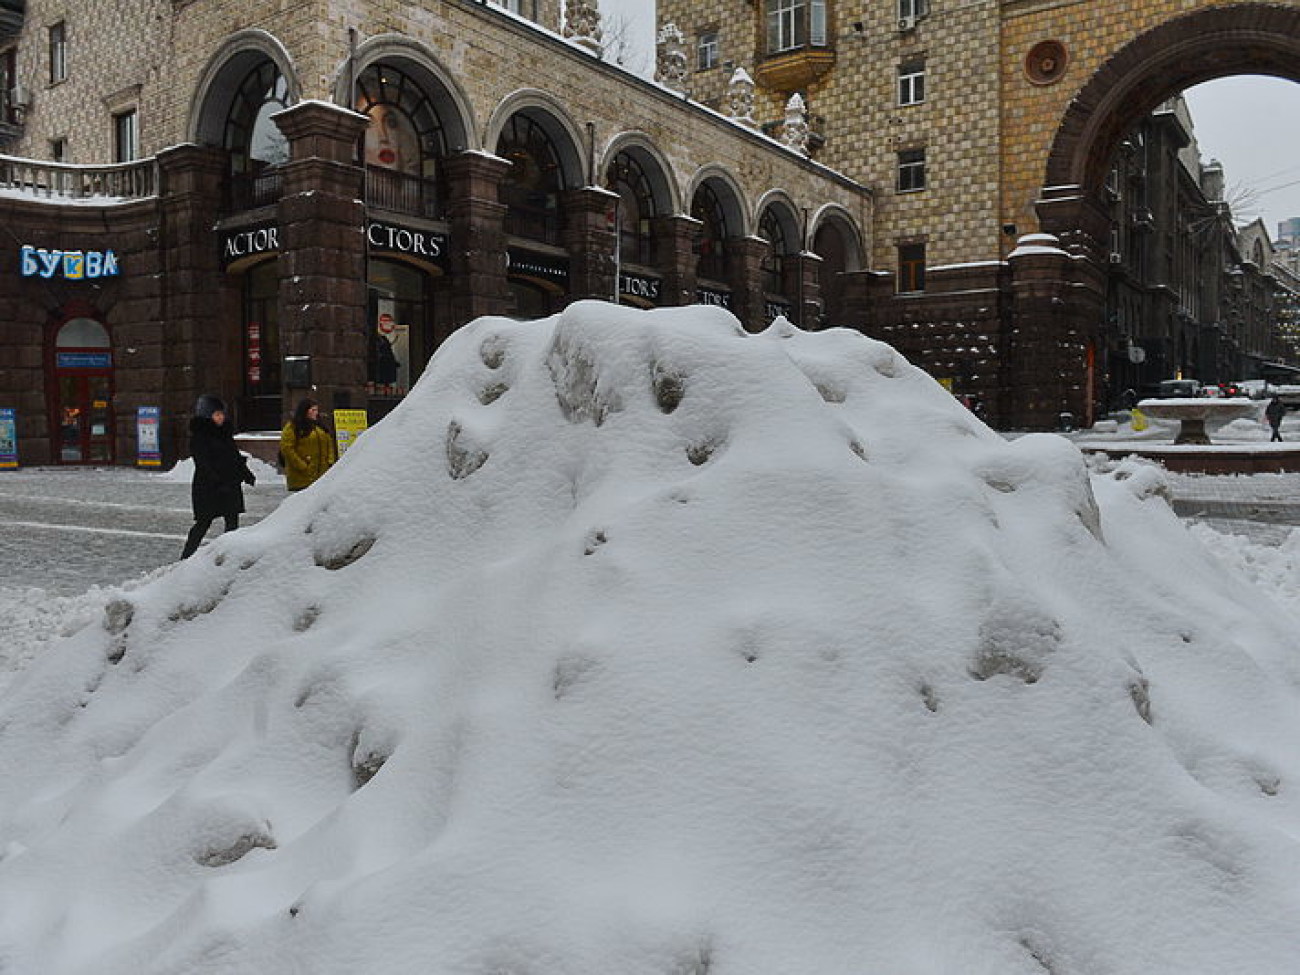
[595,5,1300,239]
[1184,76,1300,237]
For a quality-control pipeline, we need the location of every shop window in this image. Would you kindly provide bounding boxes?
[606,151,657,267]
[698,32,720,71]
[498,113,565,245]
[759,207,792,298]
[355,63,449,219]
[113,109,138,162]
[898,242,926,293]
[368,259,429,398]
[691,182,730,283]
[897,148,926,192]
[223,60,290,210]
[49,22,66,85]
[242,260,281,415]
[766,0,827,53]
[898,60,925,106]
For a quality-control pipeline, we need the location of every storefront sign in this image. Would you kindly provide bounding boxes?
[246,322,262,385]
[136,406,161,468]
[56,352,112,369]
[20,245,119,280]
[0,408,16,469]
[619,271,662,303]
[333,409,369,455]
[765,300,791,322]
[220,223,280,269]
[507,248,569,287]
[367,220,448,267]
[696,286,732,310]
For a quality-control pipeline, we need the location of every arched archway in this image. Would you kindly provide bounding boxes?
[810,206,864,327]
[1039,5,1300,250]
[756,196,801,321]
[688,170,748,287]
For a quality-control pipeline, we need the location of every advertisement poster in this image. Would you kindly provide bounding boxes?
[0,408,16,469]
[137,406,162,468]
[373,300,409,396]
[333,410,369,455]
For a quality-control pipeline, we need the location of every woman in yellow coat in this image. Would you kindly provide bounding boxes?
[280,397,338,491]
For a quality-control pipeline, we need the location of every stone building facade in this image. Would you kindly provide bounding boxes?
[660,0,1300,424]
[0,0,871,466]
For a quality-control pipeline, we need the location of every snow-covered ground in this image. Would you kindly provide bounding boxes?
[0,301,1299,974]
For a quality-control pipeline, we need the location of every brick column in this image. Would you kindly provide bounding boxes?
[652,214,701,307]
[785,251,822,329]
[271,101,368,415]
[157,144,227,460]
[562,185,620,303]
[444,150,512,325]
[726,235,770,332]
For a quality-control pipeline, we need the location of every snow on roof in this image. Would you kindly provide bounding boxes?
[1,300,1298,973]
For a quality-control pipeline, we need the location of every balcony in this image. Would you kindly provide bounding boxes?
[753,46,836,93]
[0,153,158,201]
[365,165,440,220]
[224,168,283,214]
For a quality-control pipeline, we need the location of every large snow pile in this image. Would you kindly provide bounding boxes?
[1,301,1299,974]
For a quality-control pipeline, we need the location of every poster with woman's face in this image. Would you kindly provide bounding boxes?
[363,105,419,175]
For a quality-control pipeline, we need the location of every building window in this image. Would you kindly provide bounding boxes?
[766,0,827,54]
[113,110,138,162]
[49,22,67,85]
[898,59,925,106]
[897,148,926,192]
[698,31,720,71]
[899,0,928,21]
[50,137,67,162]
[898,243,925,293]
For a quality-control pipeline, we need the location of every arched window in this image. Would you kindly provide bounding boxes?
[498,114,565,244]
[355,63,449,218]
[691,183,729,282]
[759,207,792,296]
[606,151,657,266]
[223,60,290,175]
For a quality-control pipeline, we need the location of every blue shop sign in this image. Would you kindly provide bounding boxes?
[57,352,112,369]
[21,245,120,280]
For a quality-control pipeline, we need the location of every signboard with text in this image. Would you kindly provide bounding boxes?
[136,406,161,468]
[333,410,369,455]
[0,409,16,468]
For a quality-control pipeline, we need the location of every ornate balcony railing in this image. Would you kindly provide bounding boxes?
[0,154,158,201]
[365,165,440,219]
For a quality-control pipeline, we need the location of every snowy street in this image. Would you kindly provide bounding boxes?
[0,461,284,595]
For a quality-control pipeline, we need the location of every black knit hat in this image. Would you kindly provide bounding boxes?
[194,394,227,419]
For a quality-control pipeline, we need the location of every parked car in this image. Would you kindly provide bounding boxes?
[1155,378,1202,398]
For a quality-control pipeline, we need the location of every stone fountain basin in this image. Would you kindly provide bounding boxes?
[1136,397,1261,445]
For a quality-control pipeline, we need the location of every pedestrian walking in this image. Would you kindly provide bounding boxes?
[1265,395,1286,442]
[280,397,338,491]
[180,394,255,559]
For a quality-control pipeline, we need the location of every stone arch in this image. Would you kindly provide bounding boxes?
[808,204,865,272]
[187,30,300,146]
[599,132,680,216]
[333,36,477,152]
[1040,4,1300,242]
[686,166,749,238]
[754,191,802,251]
[485,90,587,187]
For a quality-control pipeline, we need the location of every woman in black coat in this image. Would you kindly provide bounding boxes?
[180,394,256,559]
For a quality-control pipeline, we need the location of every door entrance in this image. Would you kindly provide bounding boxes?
[51,316,115,465]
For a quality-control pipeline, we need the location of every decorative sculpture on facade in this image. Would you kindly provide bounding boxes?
[781,92,811,156]
[726,68,756,127]
[563,0,604,56]
[655,23,689,93]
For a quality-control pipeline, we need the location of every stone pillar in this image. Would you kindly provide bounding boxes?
[271,101,368,416]
[651,214,701,307]
[444,150,512,325]
[786,251,823,329]
[562,185,620,303]
[727,235,770,332]
[157,144,228,459]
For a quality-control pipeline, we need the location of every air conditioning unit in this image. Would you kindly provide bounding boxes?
[898,15,917,32]
[8,85,31,111]
[1108,252,1123,265]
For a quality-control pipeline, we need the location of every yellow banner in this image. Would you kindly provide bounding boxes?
[333,409,369,455]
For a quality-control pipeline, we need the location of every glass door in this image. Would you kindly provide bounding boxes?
[56,373,114,464]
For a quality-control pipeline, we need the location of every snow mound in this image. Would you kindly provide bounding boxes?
[2,301,1299,974]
